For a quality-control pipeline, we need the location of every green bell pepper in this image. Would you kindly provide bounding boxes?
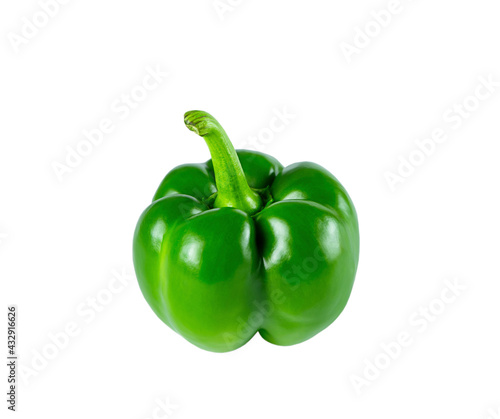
[133,111,359,352]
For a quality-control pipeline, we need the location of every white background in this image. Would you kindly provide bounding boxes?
[1,0,500,418]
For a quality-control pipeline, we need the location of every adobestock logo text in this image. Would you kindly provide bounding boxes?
[213,0,244,21]
[51,64,168,182]
[237,106,296,152]
[350,278,466,396]
[19,268,134,386]
[385,74,499,192]
[485,407,500,419]
[340,0,417,64]
[7,0,71,54]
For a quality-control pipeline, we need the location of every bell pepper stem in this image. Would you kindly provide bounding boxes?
[184,111,262,215]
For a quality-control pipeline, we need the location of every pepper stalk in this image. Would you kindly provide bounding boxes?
[184,111,262,215]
